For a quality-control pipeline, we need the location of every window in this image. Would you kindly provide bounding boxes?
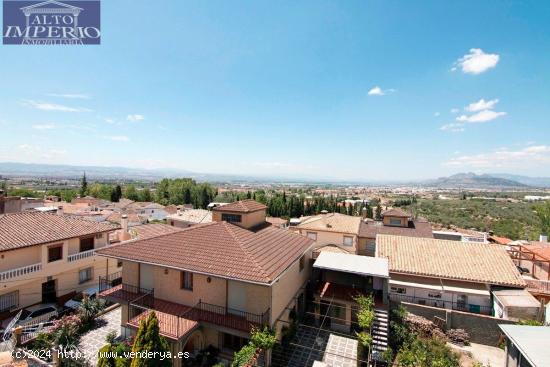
[79,267,93,284]
[79,237,94,252]
[390,287,406,294]
[222,333,248,351]
[180,271,193,290]
[48,244,63,262]
[343,236,353,246]
[299,255,305,271]
[221,213,242,223]
[389,218,402,226]
[117,260,123,268]
[0,291,19,312]
[428,293,442,299]
[306,232,317,241]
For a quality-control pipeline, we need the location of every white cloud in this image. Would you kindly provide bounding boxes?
[32,124,56,130]
[104,118,116,124]
[444,146,550,169]
[23,100,91,112]
[466,98,499,112]
[46,93,90,99]
[368,86,384,96]
[434,112,440,117]
[440,123,465,133]
[456,110,506,123]
[106,135,130,142]
[450,108,460,114]
[453,48,500,74]
[127,114,145,122]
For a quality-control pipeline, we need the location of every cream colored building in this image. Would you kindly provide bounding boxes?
[97,200,315,366]
[0,211,119,318]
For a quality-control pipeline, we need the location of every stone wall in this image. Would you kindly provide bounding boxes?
[396,301,515,345]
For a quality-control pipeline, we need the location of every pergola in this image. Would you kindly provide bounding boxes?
[508,243,550,281]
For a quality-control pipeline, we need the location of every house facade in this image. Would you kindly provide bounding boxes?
[0,211,119,317]
[97,200,315,366]
[377,234,527,317]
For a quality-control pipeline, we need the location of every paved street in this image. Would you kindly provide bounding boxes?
[79,307,121,366]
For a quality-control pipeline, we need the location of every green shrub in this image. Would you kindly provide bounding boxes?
[250,326,277,350]
[231,343,257,367]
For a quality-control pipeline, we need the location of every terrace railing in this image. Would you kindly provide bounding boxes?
[67,249,96,262]
[0,263,42,281]
[98,271,123,293]
[525,278,550,295]
[389,293,493,315]
[192,301,270,330]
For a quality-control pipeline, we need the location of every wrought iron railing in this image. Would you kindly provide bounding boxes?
[193,301,270,329]
[389,293,493,315]
[98,271,123,292]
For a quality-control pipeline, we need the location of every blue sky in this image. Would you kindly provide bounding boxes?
[1,0,549,181]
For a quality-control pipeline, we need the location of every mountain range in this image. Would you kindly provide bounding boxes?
[1,162,550,187]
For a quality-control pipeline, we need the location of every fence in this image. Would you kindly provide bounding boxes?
[389,293,493,315]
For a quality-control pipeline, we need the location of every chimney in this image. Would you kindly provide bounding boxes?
[120,214,131,241]
[56,206,64,216]
[540,234,548,243]
[177,208,181,216]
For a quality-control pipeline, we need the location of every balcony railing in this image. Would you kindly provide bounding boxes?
[525,278,550,295]
[0,263,42,281]
[389,293,493,315]
[127,298,270,341]
[67,249,96,262]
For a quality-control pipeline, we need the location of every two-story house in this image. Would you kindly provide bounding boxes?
[0,211,119,317]
[96,200,315,366]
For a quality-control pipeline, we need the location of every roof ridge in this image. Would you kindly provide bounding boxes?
[223,222,271,280]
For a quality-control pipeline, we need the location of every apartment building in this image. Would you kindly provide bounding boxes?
[0,211,119,317]
[96,200,315,366]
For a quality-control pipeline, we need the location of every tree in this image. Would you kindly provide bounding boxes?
[130,312,171,367]
[183,188,192,204]
[375,204,382,220]
[124,185,139,201]
[80,172,88,197]
[535,200,550,236]
[111,185,123,202]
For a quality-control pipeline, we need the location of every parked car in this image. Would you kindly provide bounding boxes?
[0,303,59,334]
[64,285,103,311]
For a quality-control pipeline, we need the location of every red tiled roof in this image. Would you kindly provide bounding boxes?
[0,212,119,251]
[211,199,267,213]
[130,223,184,239]
[358,219,433,239]
[381,208,411,218]
[97,221,313,284]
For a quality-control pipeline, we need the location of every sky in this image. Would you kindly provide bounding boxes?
[1,0,550,181]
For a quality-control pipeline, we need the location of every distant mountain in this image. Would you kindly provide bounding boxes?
[489,173,550,188]
[425,172,529,188]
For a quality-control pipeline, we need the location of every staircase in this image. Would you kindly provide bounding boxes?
[371,308,389,360]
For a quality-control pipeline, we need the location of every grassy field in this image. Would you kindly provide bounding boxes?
[401,198,542,241]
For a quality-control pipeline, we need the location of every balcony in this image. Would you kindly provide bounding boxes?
[67,249,96,262]
[525,278,550,295]
[389,293,493,315]
[0,263,42,281]
[127,297,270,341]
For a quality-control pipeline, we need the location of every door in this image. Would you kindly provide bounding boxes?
[41,280,57,303]
[139,264,155,291]
[228,280,247,316]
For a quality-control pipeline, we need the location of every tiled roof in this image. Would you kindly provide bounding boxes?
[381,208,410,217]
[358,219,433,239]
[97,221,314,284]
[211,199,267,213]
[130,223,184,239]
[377,234,525,287]
[297,213,362,234]
[167,209,212,224]
[266,217,288,226]
[0,212,119,251]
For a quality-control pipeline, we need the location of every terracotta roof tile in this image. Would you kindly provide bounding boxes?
[211,199,267,213]
[377,234,525,287]
[97,221,313,284]
[0,212,119,251]
[297,213,362,234]
[381,208,410,218]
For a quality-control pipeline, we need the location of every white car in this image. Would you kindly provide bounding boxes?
[64,285,101,310]
[1,303,59,334]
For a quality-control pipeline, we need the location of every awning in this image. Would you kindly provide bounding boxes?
[313,252,389,278]
[389,279,443,291]
[442,281,490,296]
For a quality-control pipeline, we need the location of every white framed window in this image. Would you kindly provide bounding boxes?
[181,271,193,291]
[79,267,93,284]
[306,232,317,241]
[343,236,353,246]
